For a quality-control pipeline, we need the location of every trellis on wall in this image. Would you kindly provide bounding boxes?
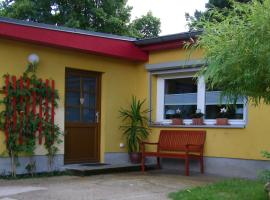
[0,63,62,177]
[4,76,55,145]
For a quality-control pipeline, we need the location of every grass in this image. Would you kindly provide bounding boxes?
[169,179,268,200]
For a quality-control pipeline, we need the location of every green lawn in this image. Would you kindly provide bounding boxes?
[169,179,268,200]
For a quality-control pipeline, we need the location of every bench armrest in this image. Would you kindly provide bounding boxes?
[186,144,203,148]
[185,144,204,154]
[140,142,159,153]
[141,142,159,145]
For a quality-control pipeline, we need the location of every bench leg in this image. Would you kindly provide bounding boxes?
[200,156,204,174]
[185,156,190,176]
[157,157,161,169]
[141,155,145,172]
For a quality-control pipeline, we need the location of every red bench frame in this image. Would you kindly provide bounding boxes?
[141,130,206,176]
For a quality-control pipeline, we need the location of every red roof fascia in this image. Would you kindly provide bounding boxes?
[0,22,148,62]
[140,40,185,52]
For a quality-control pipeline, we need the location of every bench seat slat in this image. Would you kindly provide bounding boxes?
[143,152,201,159]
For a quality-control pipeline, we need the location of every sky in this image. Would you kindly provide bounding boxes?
[0,0,208,35]
[127,0,208,35]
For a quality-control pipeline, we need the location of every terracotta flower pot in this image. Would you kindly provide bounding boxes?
[171,118,184,125]
[192,118,204,125]
[216,118,229,125]
[129,152,142,164]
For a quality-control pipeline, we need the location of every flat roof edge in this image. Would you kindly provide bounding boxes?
[0,17,136,41]
[135,31,202,46]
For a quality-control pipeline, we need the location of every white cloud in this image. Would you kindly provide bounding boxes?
[128,0,208,35]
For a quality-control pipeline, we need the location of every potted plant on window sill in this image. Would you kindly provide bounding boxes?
[216,107,230,125]
[171,108,184,125]
[119,96,150,164]
[191,109,204,125]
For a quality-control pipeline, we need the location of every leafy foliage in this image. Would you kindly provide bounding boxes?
[129,11,161,39]
[119,96,150,153]
[0,0,161,38]
[0,63,62,177]
[188,0,270,105]
[186,0,251,30]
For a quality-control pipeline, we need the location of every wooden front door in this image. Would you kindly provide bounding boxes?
[64,68,101,164]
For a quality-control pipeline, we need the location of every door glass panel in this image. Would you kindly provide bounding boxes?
[66,107,80,122]
[66,71,98,123]
[66,92,80,106]
[82,93,96,108]
[82,108,95,122]
[83,78,96,93]
[67,75,80,91]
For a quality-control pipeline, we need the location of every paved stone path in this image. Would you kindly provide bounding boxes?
[0,186,47,197]
[0,170,223,200]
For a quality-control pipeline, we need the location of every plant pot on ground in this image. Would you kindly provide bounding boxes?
[119,96,150,164]
[191,109,204,125]
[129,152,142,164]
[216,107,230,125]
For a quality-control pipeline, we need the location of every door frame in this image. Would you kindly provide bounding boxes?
[64,67,102,164]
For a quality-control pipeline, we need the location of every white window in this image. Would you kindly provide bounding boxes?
[156,73,247,126]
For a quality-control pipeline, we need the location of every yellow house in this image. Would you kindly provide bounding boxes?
[0,17,269,178]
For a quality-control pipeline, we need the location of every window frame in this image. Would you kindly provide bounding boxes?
[156,73,247,126]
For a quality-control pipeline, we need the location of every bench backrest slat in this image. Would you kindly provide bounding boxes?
[158,130,206,151]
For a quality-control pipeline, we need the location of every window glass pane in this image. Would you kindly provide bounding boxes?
[205,91,244,105]
[164,78,197,119]
[165,78,197,94]
[66,107,80,122]
[165,105,197,119]
[205,104,244,119]
[205,88,244,119]
[82,108,95,122]
[66,92,80,106]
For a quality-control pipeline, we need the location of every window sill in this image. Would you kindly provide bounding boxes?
[149,123,246,129]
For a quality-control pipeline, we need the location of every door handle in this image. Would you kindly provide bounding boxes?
[96,112,99,123]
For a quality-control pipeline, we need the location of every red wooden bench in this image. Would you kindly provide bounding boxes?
[141,130,206,176]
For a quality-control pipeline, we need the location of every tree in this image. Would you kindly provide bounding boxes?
[0,0,161,39]
[186,0,251,30]
[188,0,270,105]
[129,11,161,39]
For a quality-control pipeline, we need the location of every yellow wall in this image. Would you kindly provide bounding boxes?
[0,38,269,162]
[149,48,204,64]
[147,48,270,161]
[0,38,147,161]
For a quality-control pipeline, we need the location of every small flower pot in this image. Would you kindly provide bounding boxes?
[129,152,142,164]
[216,118,229,125]
[192,118,204,125]
[171,118,184,125]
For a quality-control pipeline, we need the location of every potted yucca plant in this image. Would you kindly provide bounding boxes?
[192,109,204,125]
[216,107,230,125]
[119,96,150,164]
[171,108,184,125]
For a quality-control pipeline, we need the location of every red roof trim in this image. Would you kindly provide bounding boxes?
[140,40,185,52]
[0,22,148,62]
